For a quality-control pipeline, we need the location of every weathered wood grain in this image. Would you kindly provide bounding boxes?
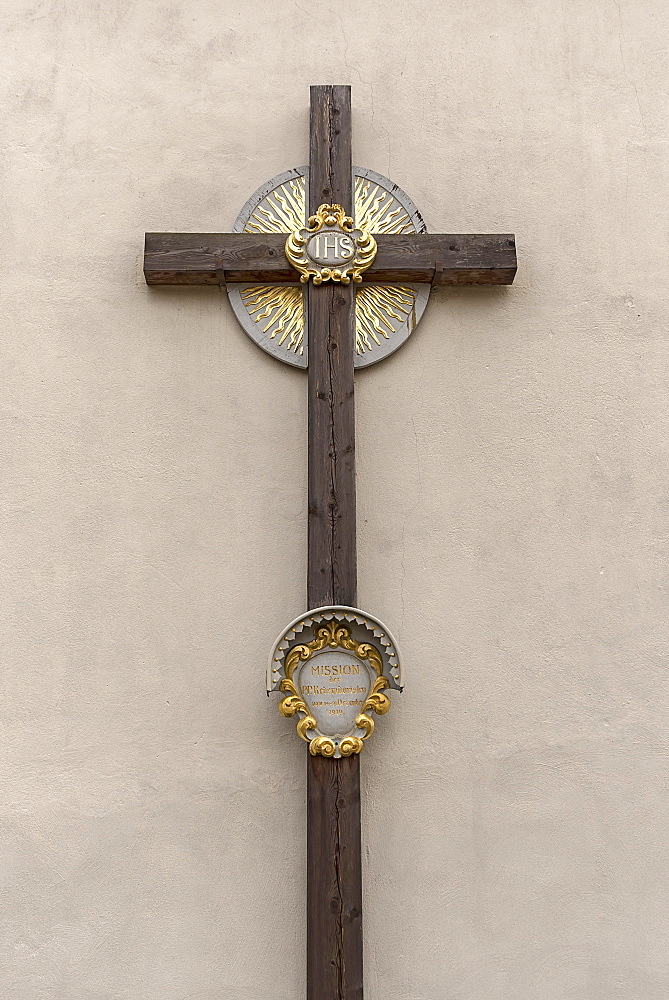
[143,232,292,284]
[309,85,352,213]
[372,233,517,285]
[307,85,357,611]
[144,232,517,286]
[307,279,356,609]
[306,85,362,1000]
[307,754,363,1000]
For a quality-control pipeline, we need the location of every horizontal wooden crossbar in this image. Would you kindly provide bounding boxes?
[144,232,517,286]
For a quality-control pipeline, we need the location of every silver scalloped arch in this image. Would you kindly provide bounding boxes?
[267,605,403,694]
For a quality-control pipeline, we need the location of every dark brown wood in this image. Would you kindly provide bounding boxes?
[306,283,356,609]
[372,232,516,285]
[144,232,517,286]
[307,755,363,1000]
[143,232,290,284]
[306,85,362,1000]
[309,85,352,212]
[307,85,356,616]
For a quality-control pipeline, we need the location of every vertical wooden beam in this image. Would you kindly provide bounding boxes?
[307,84,356,608]
[306,85,363,1000]
[307,755,363,1000]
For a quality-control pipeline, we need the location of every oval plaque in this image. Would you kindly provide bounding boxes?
[268,606,402,758]
[307,232,355,265]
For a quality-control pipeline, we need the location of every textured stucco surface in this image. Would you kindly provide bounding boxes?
[2,2,669,997]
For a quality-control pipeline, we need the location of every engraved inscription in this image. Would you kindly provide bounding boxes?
[307,232,355,265]
[295,649,374,736]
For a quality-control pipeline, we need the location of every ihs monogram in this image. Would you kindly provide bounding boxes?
[285,203,377,285]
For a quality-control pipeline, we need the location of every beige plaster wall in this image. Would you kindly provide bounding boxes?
[2,1,669,997]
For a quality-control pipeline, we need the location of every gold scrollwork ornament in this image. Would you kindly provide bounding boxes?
[278,620,390,757]
[285,204,377,285]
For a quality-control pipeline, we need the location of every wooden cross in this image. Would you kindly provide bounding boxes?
[144,85,516,1000]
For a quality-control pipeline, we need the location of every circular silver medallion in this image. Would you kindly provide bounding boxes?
[228,166,430,369]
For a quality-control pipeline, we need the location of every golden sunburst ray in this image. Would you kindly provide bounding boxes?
[355,286,417,356]
[244,177,306,235]
[240,172,421,363]
[354,177,414,236]
[353,177,420,358]
[239,177,306,356]
[241,285,304,355]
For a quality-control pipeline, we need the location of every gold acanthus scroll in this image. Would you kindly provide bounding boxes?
[284,204,377,285]
[278,620,390,757]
